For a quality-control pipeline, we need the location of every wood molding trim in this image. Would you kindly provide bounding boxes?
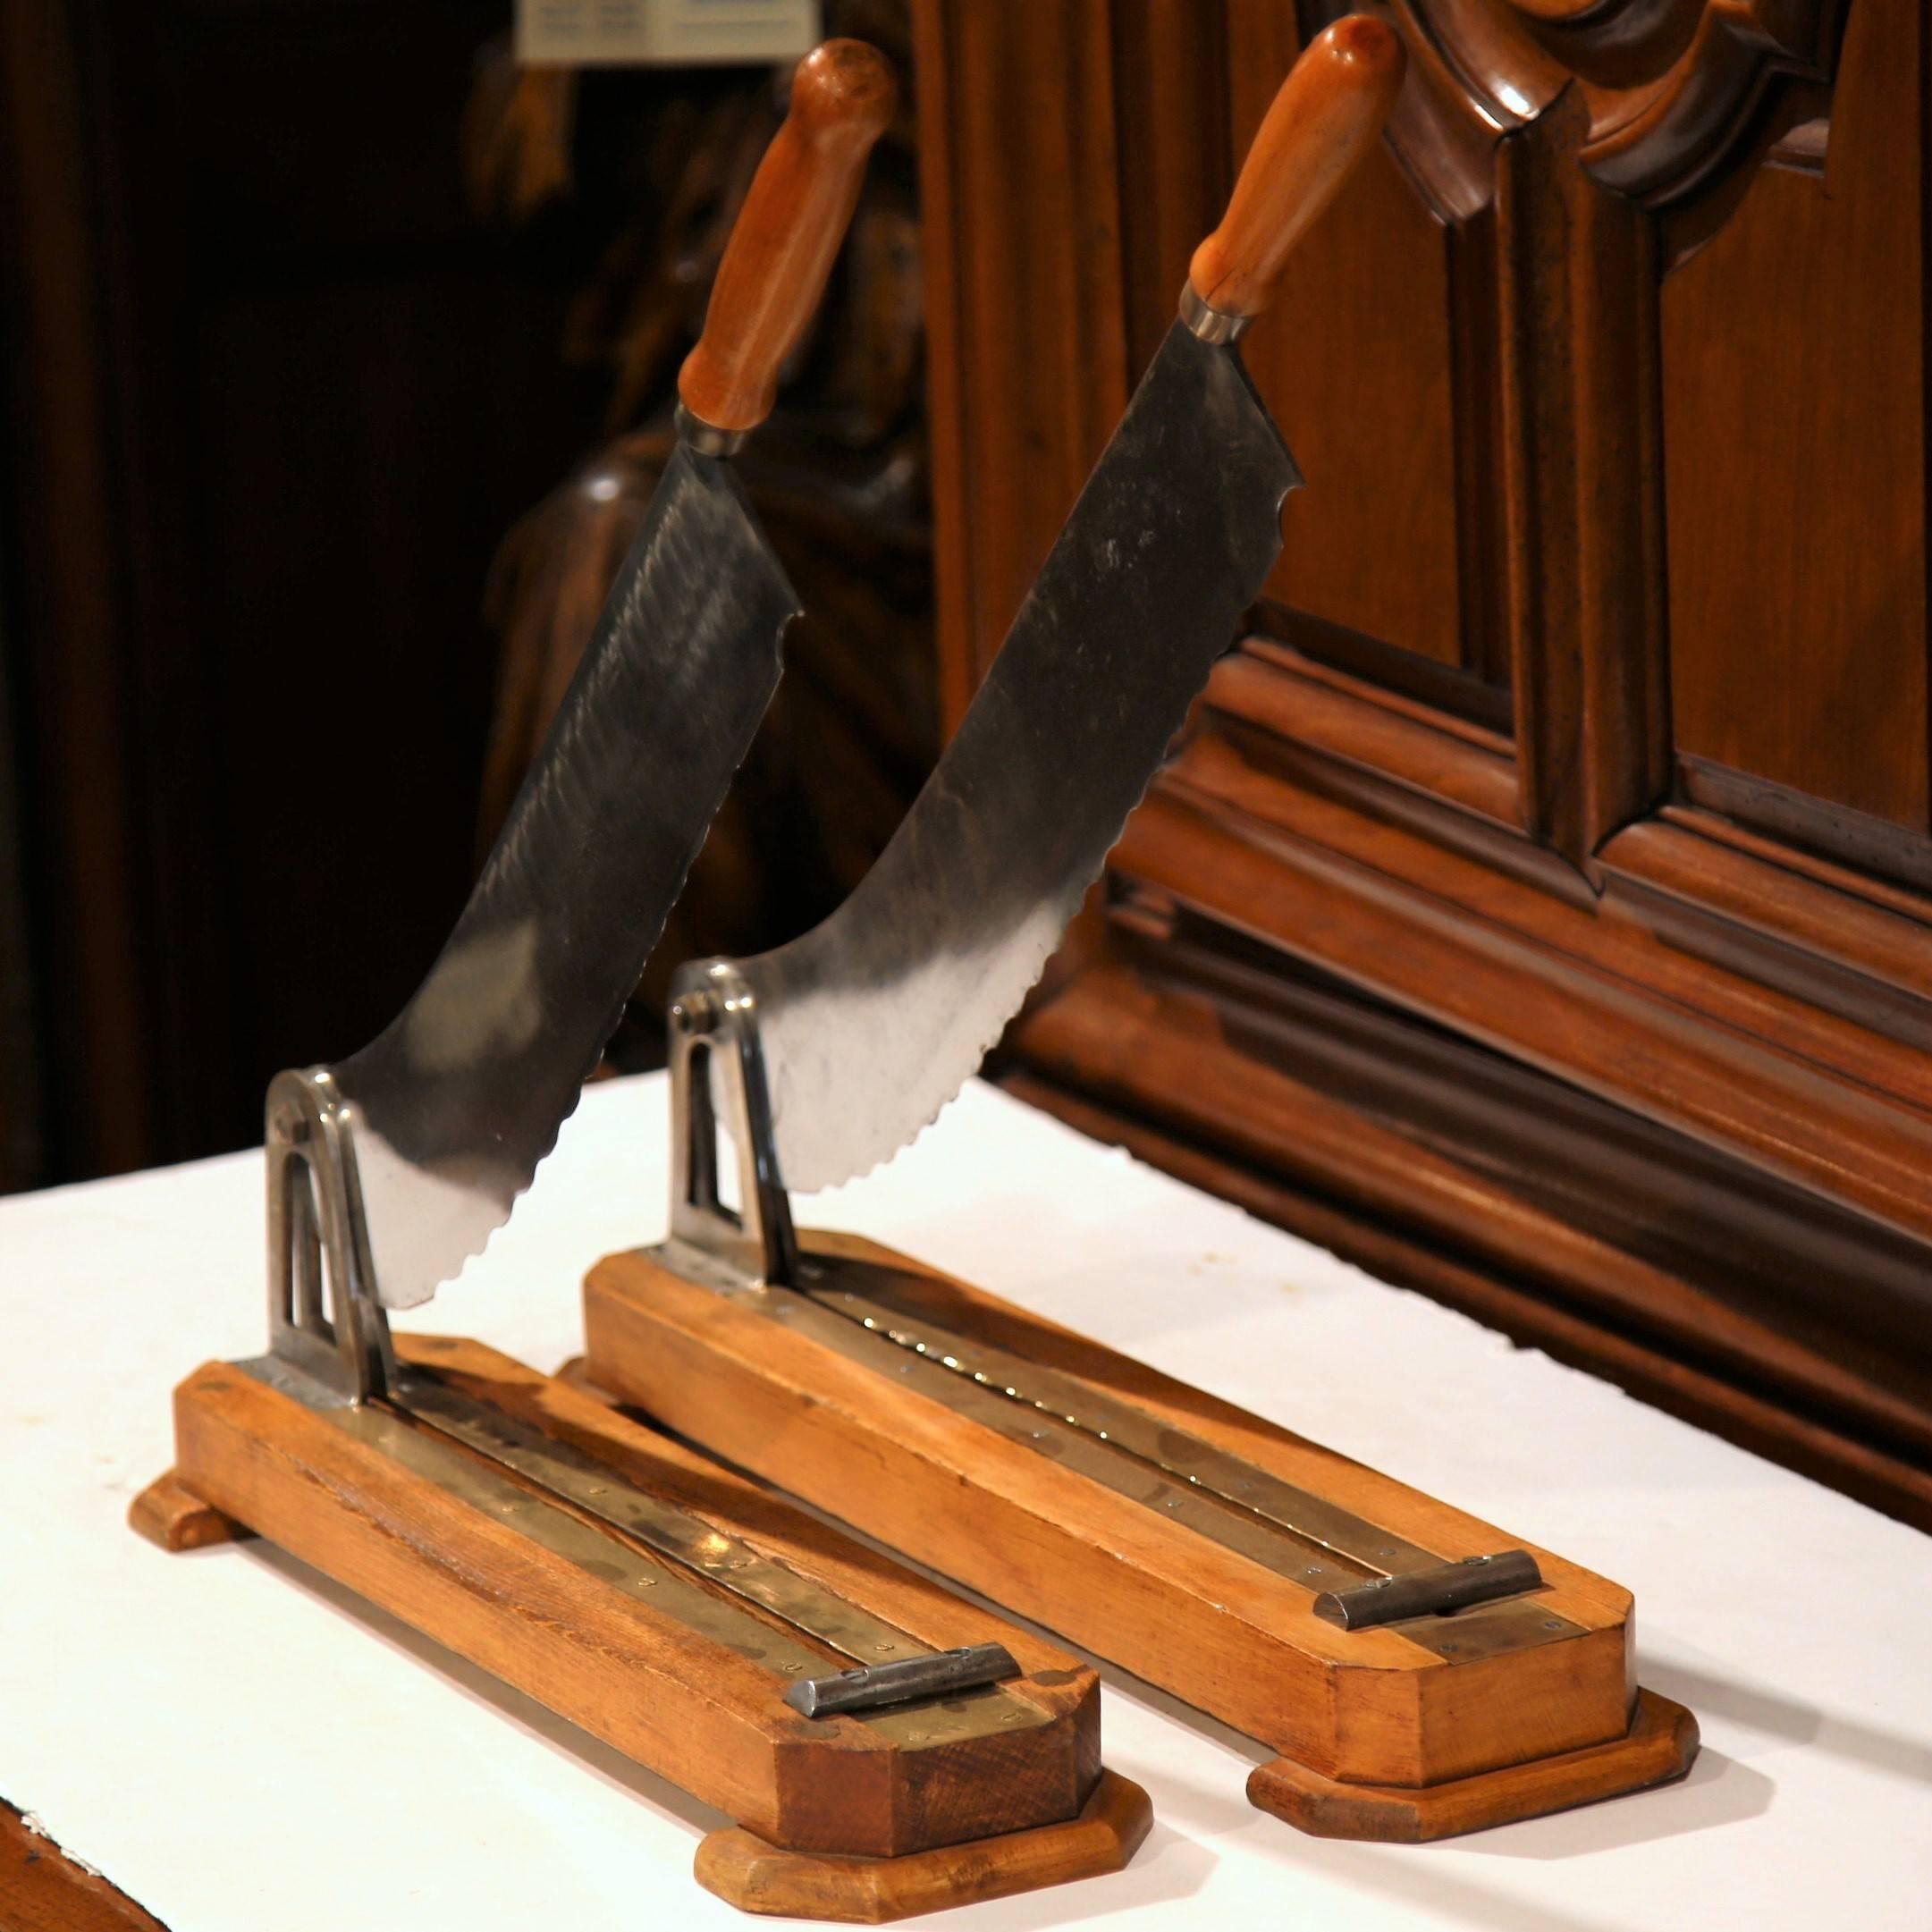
[1600,814,1932,1046]
[1002,950,1932,1533]
[1213,645,1932,1068]
[1003,1056,1932,1532]
[1021,924,1932,1434]
[1115,681,1932,1244]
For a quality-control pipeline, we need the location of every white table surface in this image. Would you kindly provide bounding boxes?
[4,1072,1929,1929]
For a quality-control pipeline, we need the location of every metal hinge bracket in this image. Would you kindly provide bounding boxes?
[663,959,798,1287]
[264,1065,398,1405]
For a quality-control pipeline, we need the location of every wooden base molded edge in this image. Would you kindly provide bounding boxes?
[584,1236,1641,1798]
[1247,1688,1699,1842]
[131,1340,1110,1869]
[696,1767,1153,1924]
[128,1469,248,1552]
[0,1799,172,1932]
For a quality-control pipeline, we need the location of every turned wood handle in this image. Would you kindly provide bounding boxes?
[1187,15,1405,322]
[678,39,897,436]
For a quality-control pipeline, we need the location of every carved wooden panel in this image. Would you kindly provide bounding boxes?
[914,0,1128,722]
[915,0,1932,1523]
[1232,4,1469,677]
[1664,0,1927,839]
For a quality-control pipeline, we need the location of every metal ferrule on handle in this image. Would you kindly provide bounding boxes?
[1177,282,1253,346]
[673,404,747,460]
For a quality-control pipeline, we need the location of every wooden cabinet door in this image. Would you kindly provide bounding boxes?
[913,0,1932,1524]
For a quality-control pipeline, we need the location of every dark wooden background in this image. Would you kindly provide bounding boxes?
[0,1,614,1185]
[0,0,931,1191]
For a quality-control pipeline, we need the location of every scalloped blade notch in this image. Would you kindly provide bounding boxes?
[730,320,1299,1194]
[333,443,797,1308]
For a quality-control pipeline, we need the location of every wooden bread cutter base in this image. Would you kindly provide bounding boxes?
[131,1332,1150,1922]
[582,1228,1699,1844]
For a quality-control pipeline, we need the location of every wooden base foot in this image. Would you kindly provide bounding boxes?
[1247,1688,1699,1842]
[696,1767,1152,1923]
[128,1470,249,1552]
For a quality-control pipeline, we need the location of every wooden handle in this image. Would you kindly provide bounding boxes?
[678,39,897,435]
[1187,16,1405,322]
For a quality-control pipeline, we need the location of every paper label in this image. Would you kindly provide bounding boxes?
[516,0,822,66]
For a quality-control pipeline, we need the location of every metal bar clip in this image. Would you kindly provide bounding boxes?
[1312,1549,1545,1630]
[782,1642,1020,1719]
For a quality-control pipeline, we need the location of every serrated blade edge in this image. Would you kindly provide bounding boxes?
[732,324,1299,1194]
[332,446,797,1306]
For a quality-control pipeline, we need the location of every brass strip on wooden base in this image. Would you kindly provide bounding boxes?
[237,1353,1046,1752]
[661,1246,1582,1666]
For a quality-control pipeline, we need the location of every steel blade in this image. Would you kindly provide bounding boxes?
[336,443,797,1306]
[728,320,1298,1191]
